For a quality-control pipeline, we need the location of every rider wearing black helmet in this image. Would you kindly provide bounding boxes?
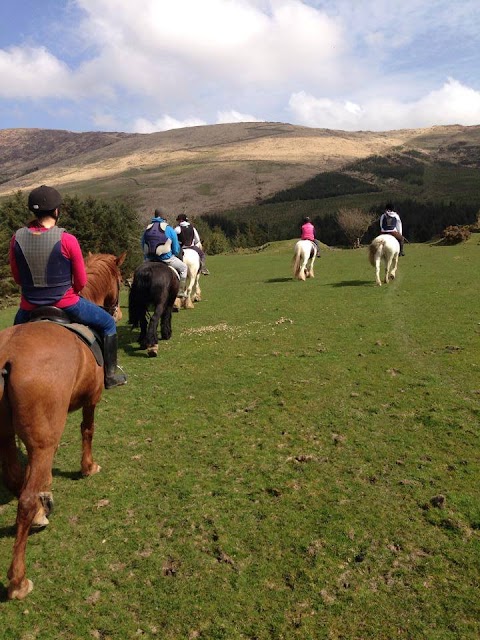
[174,213,209,275]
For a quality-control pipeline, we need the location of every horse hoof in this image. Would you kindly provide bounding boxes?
[8,578,34,600]
[31,512,49,530]
[39,491,54,517]
[82,462,102,476]
[147,345,158,357]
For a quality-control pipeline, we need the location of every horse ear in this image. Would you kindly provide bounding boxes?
[88,251,93,257]
[116,251,127,267]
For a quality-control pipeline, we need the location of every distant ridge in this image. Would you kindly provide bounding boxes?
[1,122,480,220]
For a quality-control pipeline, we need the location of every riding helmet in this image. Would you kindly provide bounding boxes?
[28,185,62,213]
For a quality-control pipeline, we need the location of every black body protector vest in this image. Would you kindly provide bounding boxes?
[177,222,195,247]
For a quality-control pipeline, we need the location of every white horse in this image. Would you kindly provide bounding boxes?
[177,247,202,309]
[293,240,316,280]
[368,234,400,286]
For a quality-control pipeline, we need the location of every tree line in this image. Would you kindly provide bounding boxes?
[199,199,480,251]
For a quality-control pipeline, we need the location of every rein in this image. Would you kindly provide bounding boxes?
[102,277,121,316]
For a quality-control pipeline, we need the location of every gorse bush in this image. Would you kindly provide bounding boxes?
[442,225,472,244]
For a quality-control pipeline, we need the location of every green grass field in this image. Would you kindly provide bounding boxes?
[1,238,479,639]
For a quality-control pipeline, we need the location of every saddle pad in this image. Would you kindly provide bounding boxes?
[37,319,104,367]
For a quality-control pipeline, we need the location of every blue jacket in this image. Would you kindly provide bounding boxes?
[141,216,181,260]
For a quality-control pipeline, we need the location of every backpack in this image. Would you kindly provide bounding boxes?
[383,212,397,232]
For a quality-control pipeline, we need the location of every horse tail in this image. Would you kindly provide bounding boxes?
[0,363,10,408]
[128,267,152,327]
[369,238,383,266]
[292,244,302,277]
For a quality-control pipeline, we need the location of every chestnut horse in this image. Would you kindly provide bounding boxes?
[0,251,126,600]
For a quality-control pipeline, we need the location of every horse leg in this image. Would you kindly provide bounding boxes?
[80,404,101,476]
[7,445,56,600]
[146,305,162,357]
[307,257,315,279]
[375,255,382,286]
[385,255,393,283]
[139,312,148,350]
[182,271,195,309]
[193,274,201,302]
[160,307,173,340]
[299,256,307,281]
[390,254,399,280]
[0,414,24,497]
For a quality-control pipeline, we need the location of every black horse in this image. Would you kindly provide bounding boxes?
[128,261,179,357]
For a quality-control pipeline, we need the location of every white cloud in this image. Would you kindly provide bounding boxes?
[216,110,263,124]
[289,78,480,131]
[2,1,480,131]
[133,115,207,133]
[132,109,264,133]
[0,46,74,99]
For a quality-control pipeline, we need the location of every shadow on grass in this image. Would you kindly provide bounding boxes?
[266,277,294,283]
[0,523,47,540]
[329,280,372,287]
[118,324,175,358]
[52,468,83,481]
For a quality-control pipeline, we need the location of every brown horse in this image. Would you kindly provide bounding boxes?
[0,251,126,600]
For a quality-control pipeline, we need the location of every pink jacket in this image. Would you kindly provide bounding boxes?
[301,222,315,241]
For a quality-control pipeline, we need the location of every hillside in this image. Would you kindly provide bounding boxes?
[1,122,480,223]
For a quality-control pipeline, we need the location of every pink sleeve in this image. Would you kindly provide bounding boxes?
[9,236,21,284]
[61,233,87,292]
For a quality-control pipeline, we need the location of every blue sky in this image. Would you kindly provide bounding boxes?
[1,0,480,133]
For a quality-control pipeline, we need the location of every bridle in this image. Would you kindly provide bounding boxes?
[102,275,121,317]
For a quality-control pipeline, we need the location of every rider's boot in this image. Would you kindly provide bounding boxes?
[104,334,127,389]
[201,262,210,275]
[177,278,187,298]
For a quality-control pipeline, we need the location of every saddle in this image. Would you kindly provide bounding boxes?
[29,306,104,366]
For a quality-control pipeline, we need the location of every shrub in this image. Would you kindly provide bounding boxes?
[442,225,472,244]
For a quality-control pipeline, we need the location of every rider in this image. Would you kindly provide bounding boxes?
[380,204,405,256]
[174,213,210,275]
[9,185,127,389]
[301,216,320,256]
[141,207,188,297]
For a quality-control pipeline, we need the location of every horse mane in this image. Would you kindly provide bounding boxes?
[83,253,120,304]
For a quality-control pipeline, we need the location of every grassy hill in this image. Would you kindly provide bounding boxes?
[1,123,480,224]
